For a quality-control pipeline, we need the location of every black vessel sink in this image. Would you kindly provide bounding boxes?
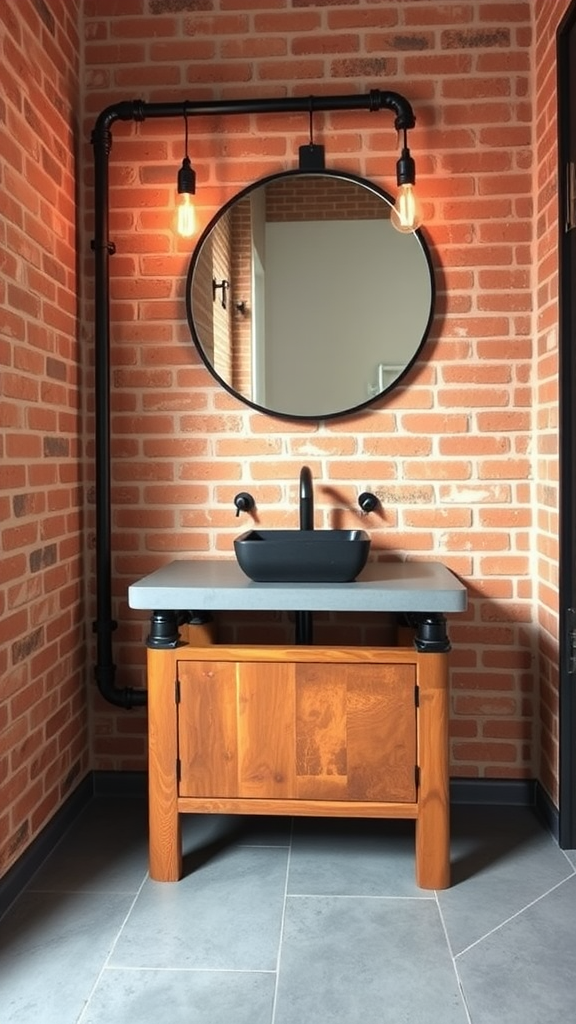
[234,529,371,583]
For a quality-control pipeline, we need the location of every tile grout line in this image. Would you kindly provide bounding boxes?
[75,869,150,1024]
[101,965,278,974]
[453,871,576,960]
[435,890,474,1024]
[270,818,294,1024]
[27,886,145,895]
[558,848,576,871]
[285,892,435,900]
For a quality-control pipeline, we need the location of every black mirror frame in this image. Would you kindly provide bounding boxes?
[185,168,436,421]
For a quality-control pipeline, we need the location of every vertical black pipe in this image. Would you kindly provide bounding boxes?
[91,106,147,708]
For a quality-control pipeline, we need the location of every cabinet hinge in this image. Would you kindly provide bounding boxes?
[415,764,420,788]
[414,684,420,707]
[567,608,576,674]
[175,678,181,704]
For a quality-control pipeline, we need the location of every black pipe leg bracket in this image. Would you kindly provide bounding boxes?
[147,610,181,649]
[410,613,451,653]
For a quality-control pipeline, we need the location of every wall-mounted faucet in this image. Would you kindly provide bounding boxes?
[233,492,255,517]
[358,491,379,514]
[299,466,314,530]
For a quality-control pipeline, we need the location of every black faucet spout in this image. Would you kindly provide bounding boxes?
[299,465,314,530]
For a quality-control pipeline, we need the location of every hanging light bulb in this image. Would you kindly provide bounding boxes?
[391,131,423,234]
[177,113,196,237]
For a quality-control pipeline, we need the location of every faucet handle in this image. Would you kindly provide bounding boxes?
[358,492,379,514]
[234,492,255,517]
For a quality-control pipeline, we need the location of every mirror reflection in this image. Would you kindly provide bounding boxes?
[186,171,435,420]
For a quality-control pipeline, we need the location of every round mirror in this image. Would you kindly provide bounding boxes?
[186,170,435,420]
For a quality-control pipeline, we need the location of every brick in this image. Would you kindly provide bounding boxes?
[438,387,511,408]
[476,410,531,432]
[439,483,512,504]
[441,531,510,552]
[400,413,469,435]
[402,509,472,529]
[480,508,532,528]
[482,721,532,740]
[480,555,530,576]
[440,435,510,456]
[442,28,510,49]
[478,459,531,480]
[452,741,518,763]
[363,437,431,457]
[110,17,180,38]
[404,460,471,481]
[454,696,517,717]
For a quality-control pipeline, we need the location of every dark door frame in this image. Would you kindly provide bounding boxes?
[557,0,576,849]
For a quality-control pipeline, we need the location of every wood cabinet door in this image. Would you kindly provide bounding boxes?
[177,658,417,804]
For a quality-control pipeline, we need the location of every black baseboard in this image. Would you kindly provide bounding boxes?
[0,773,561,917]
[92,770,148,798]
[450,778,560,841]
[0,773,94,918]
[535,780,560,841]
[450,777,537,806]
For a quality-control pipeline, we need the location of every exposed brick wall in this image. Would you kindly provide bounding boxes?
[534,0,567,806]
[0,0,88,877]
[82,0,555,784]
[1,2,567,861]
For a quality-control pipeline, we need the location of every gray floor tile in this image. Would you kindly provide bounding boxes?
[273,895,469,1024]
[288,817,425,897]
[27,798,149,894]
[80,967,275,1024]
[439,806,573,953]
[2,797,573,1024]
[110,846,288,971]
[456,875,576,1024]
[0,891,135,1024]
[181,813,291,872]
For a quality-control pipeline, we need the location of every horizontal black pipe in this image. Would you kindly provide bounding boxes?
[91,87,416,708]
[92,89,416,136]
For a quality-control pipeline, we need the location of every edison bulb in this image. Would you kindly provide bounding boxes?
[177,193,196,237]
[391,184,423,234]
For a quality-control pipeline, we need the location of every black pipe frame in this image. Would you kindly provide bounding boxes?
[90,89,417,708]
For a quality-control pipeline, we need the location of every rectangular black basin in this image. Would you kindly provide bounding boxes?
[234,529,371,583]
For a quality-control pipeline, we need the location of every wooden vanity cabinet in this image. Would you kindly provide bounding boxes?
[147,638,450,889]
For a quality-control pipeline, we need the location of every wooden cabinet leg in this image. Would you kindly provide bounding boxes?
[415,651,450,889]
[147,647,182,881]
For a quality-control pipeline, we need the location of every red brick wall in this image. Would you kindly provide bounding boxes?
[83,0,551,783]
[2,3,569,877]
[0,0,88,877]
[534,0,567,804]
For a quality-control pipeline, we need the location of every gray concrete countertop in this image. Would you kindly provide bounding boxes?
[128,559,467,613]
